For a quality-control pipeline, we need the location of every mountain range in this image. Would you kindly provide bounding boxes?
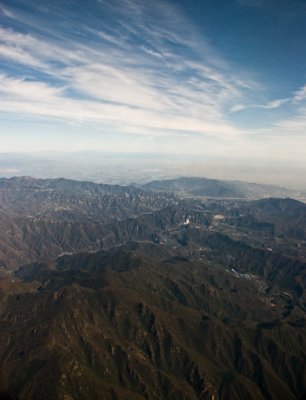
[0,176,305,399]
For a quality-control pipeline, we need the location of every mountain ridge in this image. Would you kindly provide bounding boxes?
[0,176,305,399]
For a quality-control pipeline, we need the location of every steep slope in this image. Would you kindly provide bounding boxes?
[249,198,306,240]
[0,177,177,270]
[0,177,306,399]
[0,243,305,400]
[0,176,173,222]
[0,202,192,271]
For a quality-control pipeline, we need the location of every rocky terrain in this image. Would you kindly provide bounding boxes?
[0,176,305,399]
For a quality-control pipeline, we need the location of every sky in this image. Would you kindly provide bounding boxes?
[0,0,306,167]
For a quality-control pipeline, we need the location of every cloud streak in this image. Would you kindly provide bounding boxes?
[0,1,258,141]
[0,0,305,164]
[231,81,306,114]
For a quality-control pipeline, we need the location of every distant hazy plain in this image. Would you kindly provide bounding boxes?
[0,152,305,192]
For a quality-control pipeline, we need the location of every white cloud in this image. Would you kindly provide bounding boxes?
[0,74,64,100]
[271,107,306,135]
[97,31,126,47]
[0,69,242,141]
[3,0,305,161]
[0,5,16,18]
[141,46,164,58]
[230,104,246,112]
[231,97,290,113]
[261,98,290,109]
[0,4,253,142]
[294,84,306,102]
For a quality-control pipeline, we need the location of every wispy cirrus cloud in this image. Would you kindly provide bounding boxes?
[0,0,305,165]
[231,98,290,112]
[0,72,241,137]
[0,1,255,140]
[0,74,64,100]
[293,84,306,102]
[231,81,306,113]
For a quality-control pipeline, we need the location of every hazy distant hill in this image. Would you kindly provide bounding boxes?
[143,176,303,199]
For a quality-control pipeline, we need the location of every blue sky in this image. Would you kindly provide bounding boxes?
[0,0,306,164]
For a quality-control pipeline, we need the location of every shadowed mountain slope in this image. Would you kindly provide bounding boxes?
[0,242,305,399]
